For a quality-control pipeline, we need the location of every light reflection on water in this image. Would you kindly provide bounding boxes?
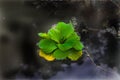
[49,58,118,80]
[14,57,120,80]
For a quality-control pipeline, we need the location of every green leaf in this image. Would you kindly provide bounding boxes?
[38,39,57,54]
[53,49,69,60]
[57,32,81,51]
[70,32,80,40]
[38,33,49,39]
[57,38,75,51]
[56,22,74,40]
[57,43,72,51]
[73,41,84,51]
[48,27,61,43]
[68,50,83,61]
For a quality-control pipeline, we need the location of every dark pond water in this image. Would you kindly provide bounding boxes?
[0,0,119,80]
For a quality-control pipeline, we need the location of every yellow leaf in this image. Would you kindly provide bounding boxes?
[78,51,83,56]
[68,50,83,61]
[39,50,55,61]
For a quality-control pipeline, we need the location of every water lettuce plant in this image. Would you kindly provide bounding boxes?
[37,22,84,61]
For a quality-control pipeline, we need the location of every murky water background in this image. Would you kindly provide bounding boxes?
[0,0,119,80]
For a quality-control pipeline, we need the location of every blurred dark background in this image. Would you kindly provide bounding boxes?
[0,0,119,80]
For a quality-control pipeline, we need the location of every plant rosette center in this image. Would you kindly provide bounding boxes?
[37,22,84,61]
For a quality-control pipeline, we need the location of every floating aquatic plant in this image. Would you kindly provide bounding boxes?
[37,22,84,61]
